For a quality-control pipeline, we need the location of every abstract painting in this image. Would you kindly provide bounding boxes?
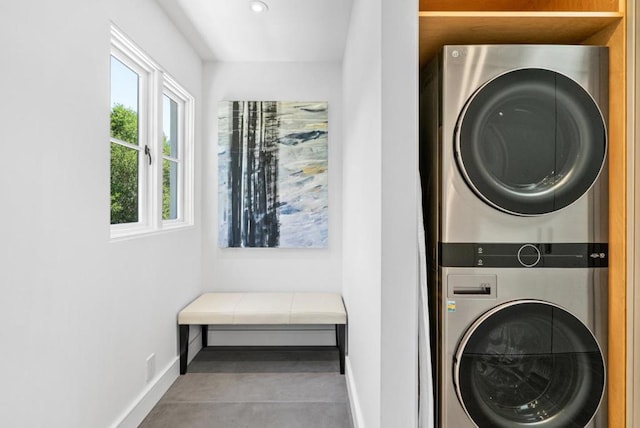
[218,101,328,248]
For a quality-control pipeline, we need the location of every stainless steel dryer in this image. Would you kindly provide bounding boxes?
[441,267,607,428]
[421,44,609,245]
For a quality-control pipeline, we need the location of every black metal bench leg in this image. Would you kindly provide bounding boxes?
[201,325,208,348]
[179,325,189,375]
[336,324,346,375]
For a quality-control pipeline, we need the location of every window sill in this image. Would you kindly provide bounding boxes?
[110,222,194,242]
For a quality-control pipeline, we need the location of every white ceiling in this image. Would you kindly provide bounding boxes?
[156,0,354,62]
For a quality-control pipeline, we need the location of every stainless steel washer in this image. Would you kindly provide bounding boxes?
[442,267,607,428]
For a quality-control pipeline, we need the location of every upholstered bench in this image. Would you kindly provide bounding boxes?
[178,292,347,375]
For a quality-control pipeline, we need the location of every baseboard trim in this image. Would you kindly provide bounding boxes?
[208,330,336,346]
[206,325,336,347]
[111,357,178,428]
[346,356,365,428]
[112,333,202,428]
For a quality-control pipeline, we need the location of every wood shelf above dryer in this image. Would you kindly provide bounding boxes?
[418,11,623,66]
[419,0,621,13]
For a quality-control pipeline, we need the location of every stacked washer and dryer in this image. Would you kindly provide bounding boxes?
[420,45,609,428]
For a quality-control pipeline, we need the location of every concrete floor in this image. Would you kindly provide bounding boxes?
[140,347,353,428]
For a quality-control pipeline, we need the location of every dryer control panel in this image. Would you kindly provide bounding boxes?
[440,243,608,268]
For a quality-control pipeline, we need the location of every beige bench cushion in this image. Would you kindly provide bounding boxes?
[290,293,347,324]
[233,293,294,324]
[178,292,346,325]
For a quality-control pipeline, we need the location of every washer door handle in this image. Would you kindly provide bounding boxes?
[452,285,492,296]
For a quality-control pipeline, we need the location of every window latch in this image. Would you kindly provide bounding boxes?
[144,145,152,165]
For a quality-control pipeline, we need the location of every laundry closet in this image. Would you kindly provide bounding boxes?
[417,1,627,426]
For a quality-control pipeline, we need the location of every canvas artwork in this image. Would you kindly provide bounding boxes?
[218,101,328,248]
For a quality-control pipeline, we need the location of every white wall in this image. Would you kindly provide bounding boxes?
[201,62,343,293]
[342,0,418,426]
[342,0,383,425]
[0,1,202,427]
[380,0,419,426]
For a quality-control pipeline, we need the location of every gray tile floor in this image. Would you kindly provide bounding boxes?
[140,347,353,428]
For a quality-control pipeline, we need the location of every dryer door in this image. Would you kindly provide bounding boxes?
[453,300,605,428]
[455,68,606,216]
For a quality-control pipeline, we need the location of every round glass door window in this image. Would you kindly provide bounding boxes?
[454,301,605,428]
[455,68,606,215]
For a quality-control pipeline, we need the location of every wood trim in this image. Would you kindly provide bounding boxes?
[629,0,639,425]
[419,0,621,13]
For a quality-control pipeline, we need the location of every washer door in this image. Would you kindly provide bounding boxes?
[455,68,606,215]
[454,301,605,428]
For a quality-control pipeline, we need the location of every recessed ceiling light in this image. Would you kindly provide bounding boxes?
[250,1,269,13]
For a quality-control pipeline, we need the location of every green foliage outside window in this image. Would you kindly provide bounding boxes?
[110,104,139,224]
[110,104,174,224]
[162,154,175,221]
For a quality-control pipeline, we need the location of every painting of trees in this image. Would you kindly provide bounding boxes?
[218,101,328,248]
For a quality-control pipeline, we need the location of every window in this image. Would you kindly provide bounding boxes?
[109,25,194,238]
[109,55,143,225]
[162,88,183,222]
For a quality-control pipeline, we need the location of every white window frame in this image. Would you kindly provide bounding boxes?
[110,25,194,240]
[160,77,195,230]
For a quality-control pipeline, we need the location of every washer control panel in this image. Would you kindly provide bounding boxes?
[440,243,608,268]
